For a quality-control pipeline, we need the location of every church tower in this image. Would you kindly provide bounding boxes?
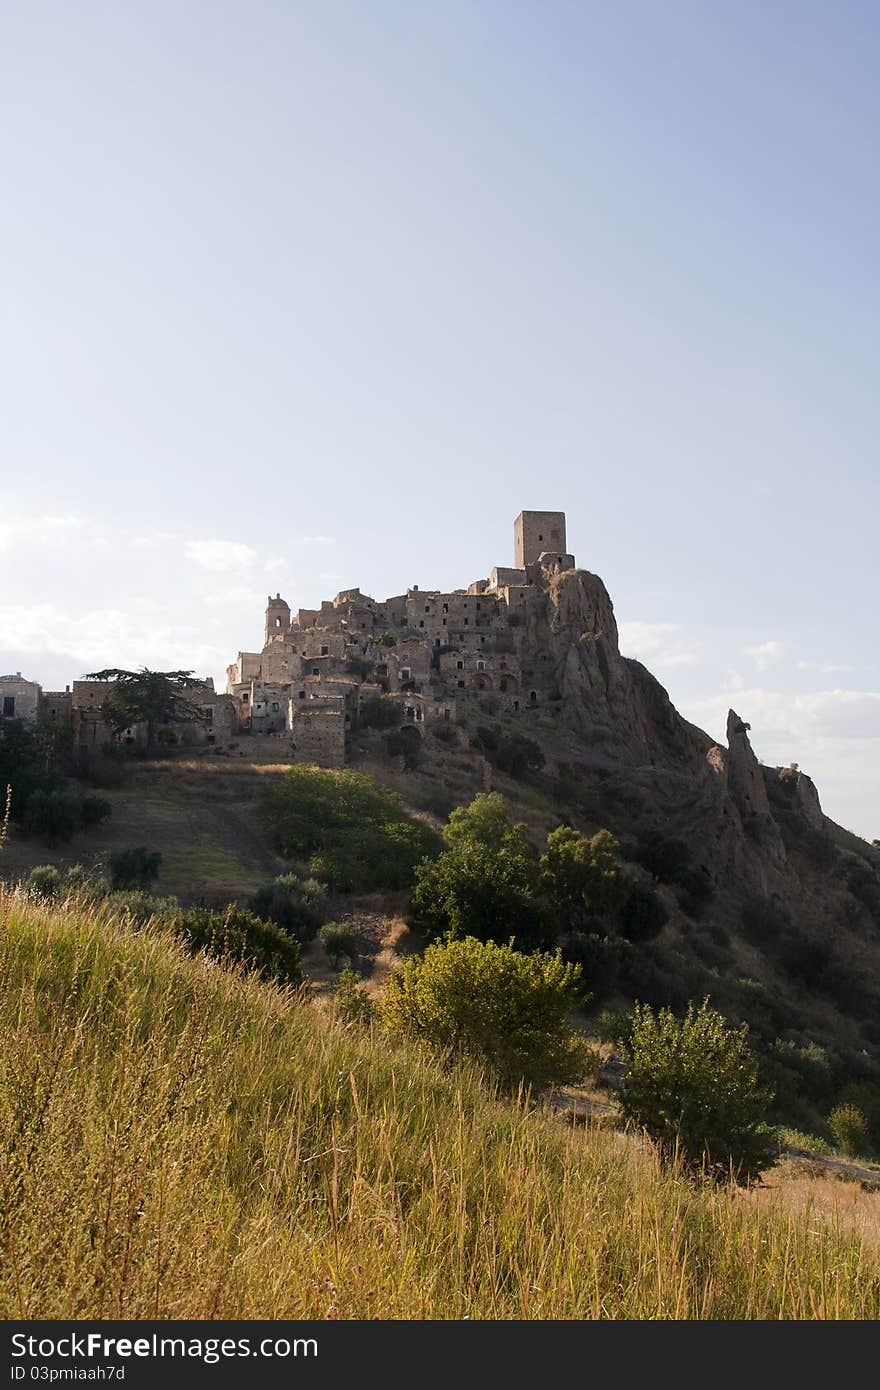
[265,593,291,644]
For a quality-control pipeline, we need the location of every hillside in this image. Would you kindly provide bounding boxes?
[3,891,880,1320]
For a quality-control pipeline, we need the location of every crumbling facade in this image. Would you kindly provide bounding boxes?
[227,511,577,766]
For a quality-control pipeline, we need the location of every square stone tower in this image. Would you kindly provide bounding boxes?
[514,511,567,568]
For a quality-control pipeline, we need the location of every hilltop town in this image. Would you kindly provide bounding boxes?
[2,510,576,766]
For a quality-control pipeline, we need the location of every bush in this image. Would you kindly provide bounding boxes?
[251,873,327,944]
[319,921,360,969]
[634,830,691,884]
[333,965,375,1025]
[23,789,82,844]
[80,795,112,828]
[620,1000,776,1181]
[741,896,790,944]
[106,891,180,925]
[470,725,544,779]
[109,847,162,891]
[380,936,594,1090]
[674,866,715,918]
[617,880,669,941]
[26,864,62,899]
[173,905,302,987]
[828,1103,871,1158]
[561,930,627,1004]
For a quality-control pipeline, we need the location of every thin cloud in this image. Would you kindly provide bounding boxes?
[618,621,701,668]
[744,640,783,671]
[0,515,84,552]
[184,539,257,573]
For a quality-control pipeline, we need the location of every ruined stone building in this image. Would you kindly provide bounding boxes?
[227,511,576,766]
[0,670,236,754]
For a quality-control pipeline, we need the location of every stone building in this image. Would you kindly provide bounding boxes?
[70,678,237,753]
[0,673,42,724]
[227,511,577,768]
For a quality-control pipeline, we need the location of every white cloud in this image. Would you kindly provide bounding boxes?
[264,554,288,574]
[744,640,783,671]
[618,621,701,668]
[0,601,228,681]
[184,539,257,572]
[797,659,856,674]
[301,535,334,546]
[0,515,84,552]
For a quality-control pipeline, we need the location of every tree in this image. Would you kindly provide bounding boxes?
[411,794,548,950]
[385,723,423,771]
[619,1001,776,1181]
[84,668,207,752]
[617,880,669,941]
[541,826,625,926]
[380,936,594,1090]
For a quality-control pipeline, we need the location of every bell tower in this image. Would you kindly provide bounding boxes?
[265,593,291,644]
[514,511,567,568]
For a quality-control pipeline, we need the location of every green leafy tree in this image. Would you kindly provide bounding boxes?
[411,794,547,949]
[541,826,625,926]
[0,721,68,821]
[109,846,162,891]
[84,668,207,752]
[620,1000,776,1181]
[380,936,594,1089]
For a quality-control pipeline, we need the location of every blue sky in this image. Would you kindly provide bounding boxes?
[1,1,877,837]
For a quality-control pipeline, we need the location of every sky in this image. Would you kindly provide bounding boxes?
[1,1,877,838]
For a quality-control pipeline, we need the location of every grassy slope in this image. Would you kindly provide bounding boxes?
[3,891,880,1319]
[0,756,290,902]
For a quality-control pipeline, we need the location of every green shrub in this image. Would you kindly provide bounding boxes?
[319,921,360,969]
[741,896,791,944]
[675,866,715,917]
[470,724,544,778]
[23,789,82,844]
[173,905,302,987]
[597,1007,635,1049]
[561,930,627,1004]
[80,795,112,828]
[333,965,375,1025]
[618,880,669,941]
[634,830,692,883]
[620,1000,776,1181]
[109,847,162,891]
[26,864,62,899]
[380,936,594,1090]
[828,1103,871,1158]
[105,891,180,925]
[251,873,327,944]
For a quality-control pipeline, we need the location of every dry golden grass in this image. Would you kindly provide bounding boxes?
[3,890,880,1319]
